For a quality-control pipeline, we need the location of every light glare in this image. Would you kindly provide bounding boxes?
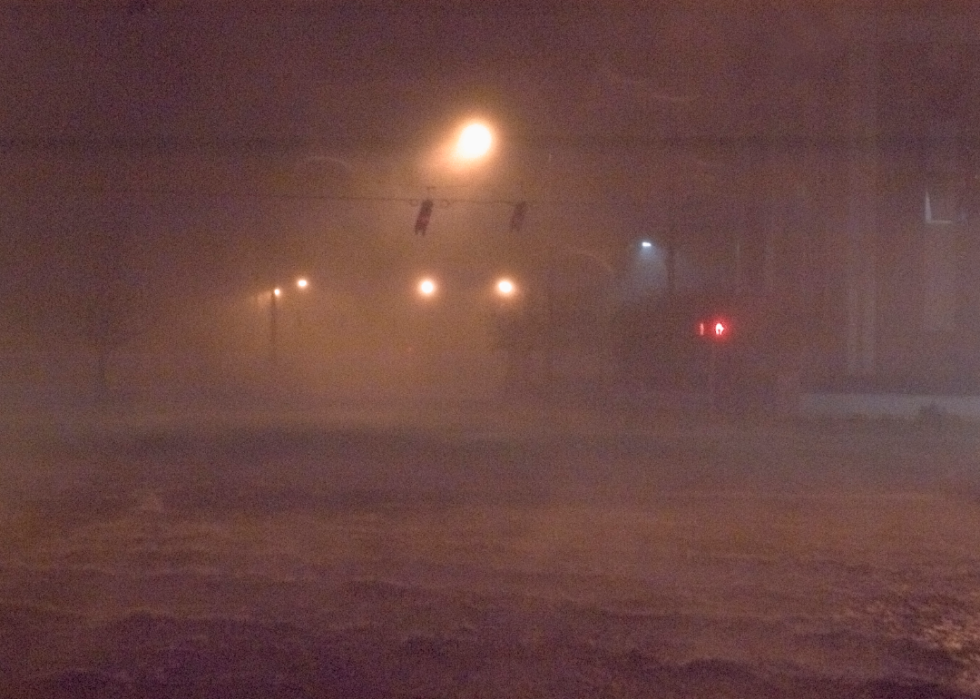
[456,123,493,160]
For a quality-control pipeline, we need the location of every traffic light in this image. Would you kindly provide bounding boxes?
[509,201,527,232]
[414,199,434,235]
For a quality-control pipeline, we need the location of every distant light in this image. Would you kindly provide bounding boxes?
[296,278,308,289]
[496,278,516,296]
[697,317,731,340]
[455,122,493,160]
[641,240,653,249]
[711,318,731,340]
[273,287,282,297]
[418,278,437,296]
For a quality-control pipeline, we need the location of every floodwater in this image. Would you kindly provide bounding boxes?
[0,402,979,698]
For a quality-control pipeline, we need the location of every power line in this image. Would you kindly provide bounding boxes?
[0,133,952,157]
[15,185,656,210]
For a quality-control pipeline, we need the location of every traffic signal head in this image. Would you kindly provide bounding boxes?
[414,199,434,235]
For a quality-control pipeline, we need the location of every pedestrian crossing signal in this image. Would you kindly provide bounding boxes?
[698,318,730,340]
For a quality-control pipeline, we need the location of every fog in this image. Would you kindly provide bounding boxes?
[3,3,980,697]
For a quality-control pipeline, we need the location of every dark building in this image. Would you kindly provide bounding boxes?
[640,6,980,398]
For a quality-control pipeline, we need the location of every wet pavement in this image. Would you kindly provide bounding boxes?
[0,407,978,697]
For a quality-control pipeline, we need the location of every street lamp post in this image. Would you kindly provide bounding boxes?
[491,277,526,394]
[294,277,309,333]
[270,286,281,365]
[268,277,308,367]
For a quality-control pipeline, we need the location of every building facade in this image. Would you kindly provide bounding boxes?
[734,8,980,394]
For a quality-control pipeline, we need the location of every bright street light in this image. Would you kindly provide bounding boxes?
[423,119,496,176]
[454,122,493,161]
[296,277,309,289]
[495,278,517,297]
[418,277,437,297]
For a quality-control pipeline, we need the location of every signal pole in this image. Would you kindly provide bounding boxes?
[699,319,730,413]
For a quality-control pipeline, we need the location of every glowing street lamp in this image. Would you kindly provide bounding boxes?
[455,121,493,161]
[495,278,517,297]
[417,277,437,297]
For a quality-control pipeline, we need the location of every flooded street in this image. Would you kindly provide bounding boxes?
[0,404,978,697]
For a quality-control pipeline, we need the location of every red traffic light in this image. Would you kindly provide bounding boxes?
[697,318,731,340]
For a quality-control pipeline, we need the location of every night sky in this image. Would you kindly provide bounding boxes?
[0,2,975,395]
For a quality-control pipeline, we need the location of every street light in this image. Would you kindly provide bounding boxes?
[417,277,437,297]
[495,278,517,297]
[455,122,493,161]
[425,119,496,176]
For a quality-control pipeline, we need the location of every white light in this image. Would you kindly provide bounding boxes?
[296,277,308,289]
[641,240,653,249]
[418,278,437,296]
[496,278,516,296]
[455,122,493,160]
[273,287,282,297]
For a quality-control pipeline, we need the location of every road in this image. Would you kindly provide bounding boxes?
[0,402,977,697]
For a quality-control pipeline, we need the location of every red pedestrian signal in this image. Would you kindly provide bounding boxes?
[414,199,434,235]
[698,318,731,340]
